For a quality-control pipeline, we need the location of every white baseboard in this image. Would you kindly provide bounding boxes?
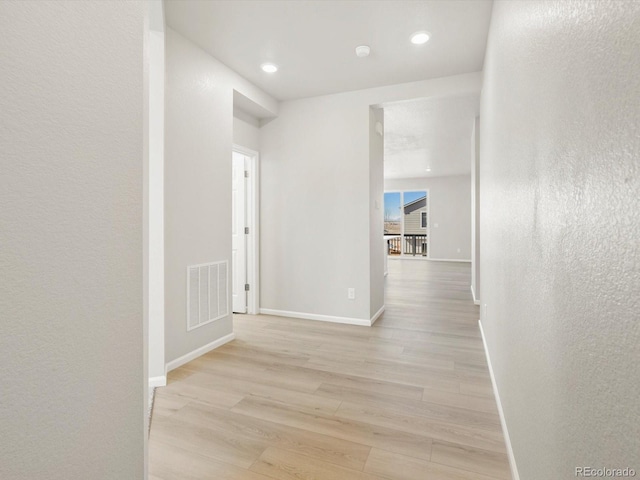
[148,375,166,388]
[428,258,472,263]
[260,308,373,327]
[370,305,385,325]
[165,332,236,373]
[479,320,520,480]
[387,256,471,263]
[387,256,429,261]
[470,285,480,305]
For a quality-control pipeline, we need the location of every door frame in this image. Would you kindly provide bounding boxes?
[233,144,260,314]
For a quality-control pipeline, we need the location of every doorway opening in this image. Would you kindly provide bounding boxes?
[231,145,259,315]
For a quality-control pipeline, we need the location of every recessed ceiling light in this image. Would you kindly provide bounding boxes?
[355,45,370,58]
[425,168,431,172]
[411,31,430,45]
[261,63,278,73]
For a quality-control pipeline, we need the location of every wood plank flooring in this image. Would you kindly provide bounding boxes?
[149,259,511,480]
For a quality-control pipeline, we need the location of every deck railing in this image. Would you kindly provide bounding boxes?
[387,234,427,256]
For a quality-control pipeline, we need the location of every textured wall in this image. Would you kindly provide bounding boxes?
[480,1,640,478]
[165,28,233,363]
[164,29,276,365]
[0,1,145,478]
[471,118,480,302]
[148,25,166,382]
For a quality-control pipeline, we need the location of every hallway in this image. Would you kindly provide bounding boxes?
[149,260,511,480]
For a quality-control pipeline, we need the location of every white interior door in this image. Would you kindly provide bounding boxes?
[232,152,247,313]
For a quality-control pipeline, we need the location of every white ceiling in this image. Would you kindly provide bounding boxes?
[164,0,493,101]
[383,94,479,179]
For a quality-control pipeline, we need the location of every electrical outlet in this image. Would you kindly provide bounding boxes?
[348,288,356,300]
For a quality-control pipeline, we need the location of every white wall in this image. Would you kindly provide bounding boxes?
[471,117,480,302]
[259,94,371,321]
[259,72,480,322]
[385,176,472,261]
[0,1,145,478]
[369,108,385,318]
[233,109,261,152]
[164,29,277,366]
[148,6,165,383]
[480,1,640,478]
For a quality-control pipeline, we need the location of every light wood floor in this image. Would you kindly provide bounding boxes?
[149,259,511,480]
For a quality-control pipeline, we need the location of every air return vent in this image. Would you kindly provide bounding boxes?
[187,261,229,331]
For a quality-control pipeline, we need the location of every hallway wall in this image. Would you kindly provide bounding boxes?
[369,107,385,319]
[480,1,640,478]
[259,73,481,323]
[471,117,480,303]
[164,29,277,367]
[148,6,166,385]
[0,2,145,478]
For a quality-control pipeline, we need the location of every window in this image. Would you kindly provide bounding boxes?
[384,190,428,256]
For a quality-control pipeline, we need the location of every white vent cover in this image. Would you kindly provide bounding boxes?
[187,260,229,331]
